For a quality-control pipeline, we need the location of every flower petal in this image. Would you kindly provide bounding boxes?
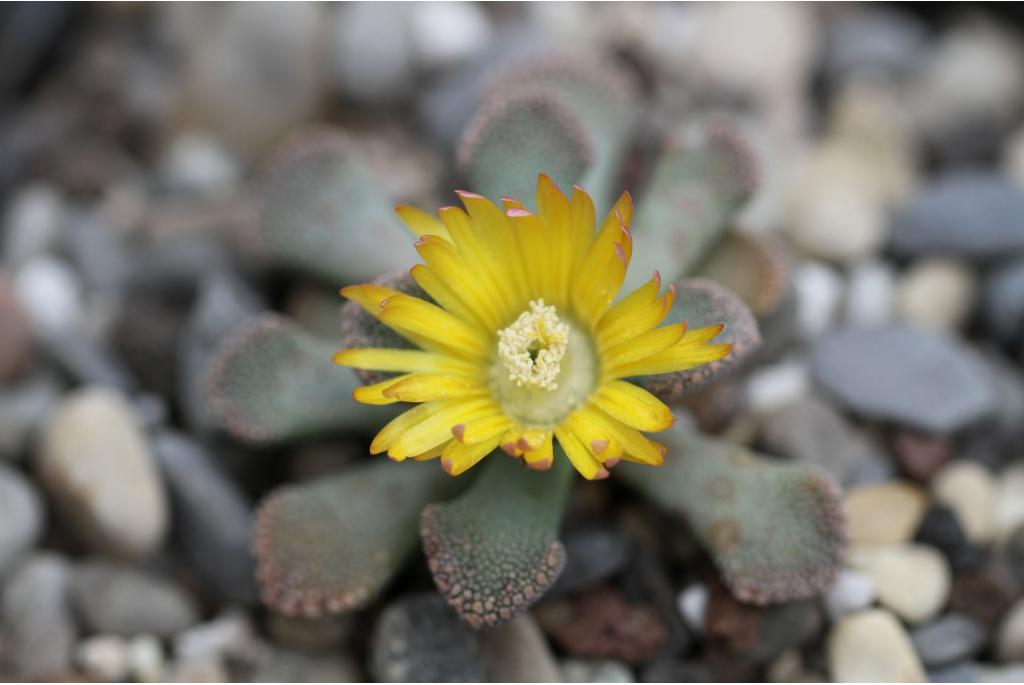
[589,381,675,432]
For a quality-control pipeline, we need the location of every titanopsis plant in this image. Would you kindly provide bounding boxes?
[204,52,845,627]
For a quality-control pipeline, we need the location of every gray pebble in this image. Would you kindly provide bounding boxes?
[911,613,987,667]
[1,553,77,678]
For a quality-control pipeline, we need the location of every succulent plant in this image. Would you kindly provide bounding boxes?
[204,52,846,628]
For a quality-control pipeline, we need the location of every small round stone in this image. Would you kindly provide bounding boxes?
[676,584,709,635]
[848,544,951,625]
[824,569,876,621]
[828,609,926,682]
[932,461,998,545]
[995,464,1024,542]
[896,258,976,332]
[845,481,929,544]
[910,613,986,667]
[997,597,1024,662]
[36,387,168,558]
[77,635,129,682]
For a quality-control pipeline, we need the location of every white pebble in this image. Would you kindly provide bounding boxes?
[828,608,926,682]
[77,635,129,681]
[793,261,845,339]
[997,464,1024,542]
[127,635,166,684]
[825,569,876,621]
[932,460,997,545]
[2,184,64,265]
[160,131,240,197]
[744,359,810,414]
[13,256,82,334]
[896,258,976,332]
[847,544,950,625]
[409,2,492,70]
[844,260,895,327]
[676,584,708,634]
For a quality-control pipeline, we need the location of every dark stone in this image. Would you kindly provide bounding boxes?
[640,658,713,683]
[914,505,986,573]
[910,614,987,667]
[1004,524,1024,589]
[891,429,952,482]
[890,172,1024,260]
[547,529,632,598]
[371,594,483,682]
[982,258,1024,348]
[948,566,1021,629]
[153,430,257,604]
[810,326,996,433]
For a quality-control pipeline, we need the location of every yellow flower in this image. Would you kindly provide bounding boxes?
[333,175,731,480]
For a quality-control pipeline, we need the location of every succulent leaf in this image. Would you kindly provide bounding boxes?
[421,451,574,629]
[695,231,789,318]
[636,278,762,402]
[626,118,759,292]
[620,421,846,604]
[251,127,417,283]
[459,52,637,209]
[254,459,463,617]
[205,313,399,444]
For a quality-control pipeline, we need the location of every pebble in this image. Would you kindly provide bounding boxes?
[911,613,986,668]
[949,567,1020,629]
[845,481,928,544]
[561,658,634,683]
[1007,125,1024,186]
[640,658,713,683]
[977,663,1024,683]
[549,529,631,597]
[890,172,1024,259]
[174,611,253,665]
[169,657,228,682]
[77,635,130,682]
[0,468,39,575]
[479,614,560,683]
[928,661,979,683]
[810,325,997,433]
[827,609,926,682]
[1,553,77,678]
[266,613,351,652]
[13,255,82,334]
[848,544,951,624]
[70,560,200,637]
[371,593,483,682]
[153,430,256,604]
[36,387,168,558]
[788,145,888,263]
[914,505,985,574]
[982,258,1024,347]
[760,394,879,484]
[408,2,492,71]
[997,597,1024,662]
[792,261,844,339]
[127,635,166,684]
[824,569,876,621]
[676,584,709,635]
[2,183,64,265]
[159,130,240,198]
[1005,524,1024,587]
[896,259,976,332]
[245,642,361,682]
[932,461,998,545]
[844,259,895,327]
[0,276,31,382]
[330,3,414,106]
[824,9,926,80]
[0,375,60,460]
[890,430,951,482]
[743,359,810,414]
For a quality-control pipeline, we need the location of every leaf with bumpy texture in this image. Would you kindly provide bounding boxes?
[250,127,417,284]
[255,459,463,617]
[636,278,761,402]
[624,118,759,292]
[421,452,573,629]
[205,313,399,444]
[620,421,846,604]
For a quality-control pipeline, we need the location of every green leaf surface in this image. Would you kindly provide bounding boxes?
[620,422,846,604]
[255,459,463,616]
[205,313,399,444]
[421,452,574,629]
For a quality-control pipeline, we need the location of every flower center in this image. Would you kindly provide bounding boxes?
[491,300,598,428]
[497,299,569,390]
